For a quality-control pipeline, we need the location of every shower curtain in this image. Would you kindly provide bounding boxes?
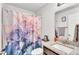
[2,6,42,55]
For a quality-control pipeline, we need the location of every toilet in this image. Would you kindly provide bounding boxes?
[31,48,43,55]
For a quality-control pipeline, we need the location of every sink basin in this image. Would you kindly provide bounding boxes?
[51,44,74,54]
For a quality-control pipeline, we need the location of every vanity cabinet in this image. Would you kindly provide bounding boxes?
[43,46,59,55]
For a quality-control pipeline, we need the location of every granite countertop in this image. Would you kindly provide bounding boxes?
[42,41,79,55]
[70,47,79,55]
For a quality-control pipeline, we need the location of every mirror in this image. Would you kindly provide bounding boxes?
[55,5,79,42]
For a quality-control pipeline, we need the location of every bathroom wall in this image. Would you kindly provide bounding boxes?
[36,4,56,41]
[55,4,79,41]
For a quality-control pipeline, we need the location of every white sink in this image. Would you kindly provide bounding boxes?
[52,44,74,54]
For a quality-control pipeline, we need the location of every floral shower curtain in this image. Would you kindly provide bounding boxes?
[2,7,42,55]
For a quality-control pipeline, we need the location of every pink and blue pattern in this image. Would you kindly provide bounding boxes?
[2,8,42,55]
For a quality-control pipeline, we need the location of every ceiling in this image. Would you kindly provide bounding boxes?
[6,3,47,12]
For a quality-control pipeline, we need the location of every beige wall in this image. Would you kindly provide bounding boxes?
[36,4,56,41]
